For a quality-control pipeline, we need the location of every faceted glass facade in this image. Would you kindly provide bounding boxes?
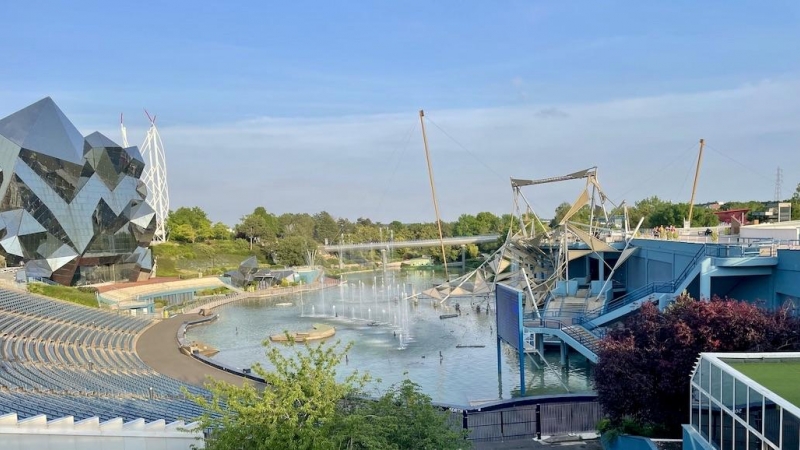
[689,353,800,449]
[0,98,155,285]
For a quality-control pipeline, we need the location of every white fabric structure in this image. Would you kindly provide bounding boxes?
[418,166,632,317]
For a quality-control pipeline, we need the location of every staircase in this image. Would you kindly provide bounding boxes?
[577,244,710,329]
[523,318,600,363]
[561,325,600,355]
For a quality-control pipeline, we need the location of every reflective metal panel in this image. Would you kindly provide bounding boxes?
[0,98,155,285]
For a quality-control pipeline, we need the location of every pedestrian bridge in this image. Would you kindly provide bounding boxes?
[322,234,501,252]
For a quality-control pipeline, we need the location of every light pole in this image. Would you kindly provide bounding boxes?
[338,231,344,270]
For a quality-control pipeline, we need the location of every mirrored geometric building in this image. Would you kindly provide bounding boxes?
[0,97,155,285]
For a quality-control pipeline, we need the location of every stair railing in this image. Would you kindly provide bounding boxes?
[575,244,709,326]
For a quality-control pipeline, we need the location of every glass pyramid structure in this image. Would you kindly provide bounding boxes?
[0,97,155,285]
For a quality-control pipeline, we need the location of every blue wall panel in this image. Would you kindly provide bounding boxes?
[496,284,523,351]
[775,249,800,303]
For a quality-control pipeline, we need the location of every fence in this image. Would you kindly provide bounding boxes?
[444,395,602,443]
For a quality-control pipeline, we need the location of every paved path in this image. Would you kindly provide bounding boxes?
[136,313,259,387]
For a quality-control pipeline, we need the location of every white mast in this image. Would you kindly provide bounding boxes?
[120,113,130,148]
[140,110,170,243]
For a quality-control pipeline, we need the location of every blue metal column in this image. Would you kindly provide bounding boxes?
[536,333,544,356]
[598,256,605,284]
[699,259,712,300]
[560,340,568,365]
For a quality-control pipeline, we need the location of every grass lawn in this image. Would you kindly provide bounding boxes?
[28,283,99,308]
[727,360,800,408]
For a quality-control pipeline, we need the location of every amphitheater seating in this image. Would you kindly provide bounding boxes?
[0,287,208,422]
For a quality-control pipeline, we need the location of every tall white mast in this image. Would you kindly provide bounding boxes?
[140,110,170,243]
[120,113,130,148]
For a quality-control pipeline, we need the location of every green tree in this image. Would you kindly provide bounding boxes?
[170,223,197,243]
[648,203,719,228]
[629,196,667,228]
[452,214,479,236]
[279,213,315,239]
[271,235,317,266]
[235,207,280,249]
[167,207,212,241]
[313,211,340,244]
[188,340,369,450]
[211,222,232,240]
[475,211,501,234]
[338,378,469,449]
[187,340,469,450]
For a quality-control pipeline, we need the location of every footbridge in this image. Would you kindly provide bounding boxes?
[323,234,501,252]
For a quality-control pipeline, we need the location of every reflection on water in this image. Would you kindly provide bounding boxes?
[187,270,593,406]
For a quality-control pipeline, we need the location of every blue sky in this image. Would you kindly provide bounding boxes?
[1,1,799,225]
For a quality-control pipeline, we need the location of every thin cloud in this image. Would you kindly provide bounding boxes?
[22,78,800,226]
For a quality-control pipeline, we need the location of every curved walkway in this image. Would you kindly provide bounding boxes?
[135,313,260,388]
[135,280,336,389]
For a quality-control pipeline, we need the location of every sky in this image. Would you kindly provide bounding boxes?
[1,1,799,226]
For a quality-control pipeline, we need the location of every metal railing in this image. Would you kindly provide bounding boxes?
[449,395,602,442]
[524,318,600,353]
[577,244,709,327]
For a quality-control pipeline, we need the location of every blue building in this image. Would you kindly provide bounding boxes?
[524,238,800,365]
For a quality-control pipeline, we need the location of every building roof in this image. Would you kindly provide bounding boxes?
[742,220,800,230]
[703,352,800,415]
[723,359,800,409]
[0,97,84,163]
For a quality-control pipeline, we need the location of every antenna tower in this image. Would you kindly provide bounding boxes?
[140,111,170,243]
[774,167,783,201]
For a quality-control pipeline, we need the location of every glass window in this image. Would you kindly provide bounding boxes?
[711,363,722,401]
[700,390,711,440]
[721,370,734,410]
[691,386,700,428]
[711,408,722,449]
[783,410,800,450]
[747,430,763,450]
[749,388,763,435]
[733,419,747,450]
[763,398,780,447]
[733,380,747,420]
[721,411,734,450]
[701,358,710,392]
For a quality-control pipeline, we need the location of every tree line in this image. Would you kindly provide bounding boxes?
[165,192,800,266]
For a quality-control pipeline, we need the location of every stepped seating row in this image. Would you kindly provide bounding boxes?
[0,289,152,333]
[0,312,135,351]
[0,288,214,423]
[0,362,207,398]
[0,390,205,423]
[0,336,149,371]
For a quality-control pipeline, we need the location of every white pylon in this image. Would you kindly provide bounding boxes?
[120,113,130,148]
[139,111,170,243]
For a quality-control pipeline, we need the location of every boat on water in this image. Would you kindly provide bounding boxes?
[275,302,293,307]
[269,323,335,343]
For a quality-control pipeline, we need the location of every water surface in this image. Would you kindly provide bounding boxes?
[187,270,593,406]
